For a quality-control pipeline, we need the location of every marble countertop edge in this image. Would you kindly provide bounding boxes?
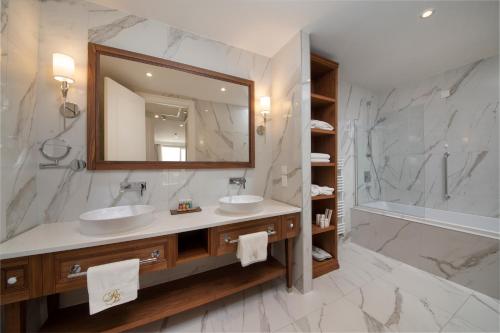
[0,200,301,260]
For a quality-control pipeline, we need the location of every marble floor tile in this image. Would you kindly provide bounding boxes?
[345,278,454,332]
[338,243,402,279]
[129,243,499,333]
[452,293,500,333]
[284,298,392,333]
[380,262,471,313]
[441,317,484,333]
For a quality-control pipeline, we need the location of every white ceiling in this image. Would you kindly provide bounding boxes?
[92,0,499,91]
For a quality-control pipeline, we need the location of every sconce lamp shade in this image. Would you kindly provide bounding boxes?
[260,96,271,115]
[53,53,75,84]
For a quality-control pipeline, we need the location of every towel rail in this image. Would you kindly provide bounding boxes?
[67,250,161,279]
[224,229,276,244]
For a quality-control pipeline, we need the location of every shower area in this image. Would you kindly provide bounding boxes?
[351,55,500,299]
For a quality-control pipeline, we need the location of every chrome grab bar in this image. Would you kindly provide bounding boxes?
[224,228,276,244]
[444,151,451,200]
[67,250,161,279]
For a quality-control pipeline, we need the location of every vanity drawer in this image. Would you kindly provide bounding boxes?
[210,217,283,256]
[51,236,173,293]
[1,257,42,305]
[282,213,300,238]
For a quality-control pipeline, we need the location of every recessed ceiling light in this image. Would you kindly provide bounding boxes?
[146,72,153,77]
[420,8,434,19]
[179,123,184,127]
[220,87,226,92]
[204,109,208,112]
[154,114,159,118]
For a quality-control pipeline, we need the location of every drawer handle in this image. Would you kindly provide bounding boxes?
[67,250,161,279]
[7,276,17,285]
[289,223,294,229]
[224,227,276,244]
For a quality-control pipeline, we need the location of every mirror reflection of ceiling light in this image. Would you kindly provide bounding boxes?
[420,8,434,18]
[204,109,208,112]
[220,87,226,92]
[154,114,159,118]
[146,72,153,77]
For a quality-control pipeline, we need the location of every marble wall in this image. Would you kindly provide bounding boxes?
[0,0,274,241]
[0,0,40,241]
[357,56,499,218]
[271,32,312,293]
[352,207,499,299]
[337,80,379,237]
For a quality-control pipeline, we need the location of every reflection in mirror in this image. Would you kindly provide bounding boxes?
[98,55,250,163]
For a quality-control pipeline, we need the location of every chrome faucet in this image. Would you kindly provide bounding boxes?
[229,177,246,189]
[120,181,147,196]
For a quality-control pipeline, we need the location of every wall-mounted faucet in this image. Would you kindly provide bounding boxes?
[229,177,246,189]
[120,181,147,196]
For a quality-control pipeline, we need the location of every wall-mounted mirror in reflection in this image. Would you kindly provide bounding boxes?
[87,43,254,170]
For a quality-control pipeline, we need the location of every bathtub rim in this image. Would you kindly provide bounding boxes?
[353,204,500,240]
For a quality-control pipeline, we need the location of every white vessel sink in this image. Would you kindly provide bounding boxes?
[79,205,155,236]
[218,195,264,214]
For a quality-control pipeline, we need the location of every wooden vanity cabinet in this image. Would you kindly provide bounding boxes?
[1,213,300,333]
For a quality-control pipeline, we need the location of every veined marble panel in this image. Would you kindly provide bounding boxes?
[337,81,378,237]
[352,207,500,299]
[270,32,311,292]
[1,0,40,241]
[29,0,273,230]
[356,56,499,218]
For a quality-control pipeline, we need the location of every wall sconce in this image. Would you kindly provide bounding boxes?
[53,53,80,125]
[256,96,271,136]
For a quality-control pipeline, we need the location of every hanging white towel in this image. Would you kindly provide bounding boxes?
[87,259,140,315]
[311,153,331,160]
[311,120,334,131]
[236,231,268,267]
[311,184,335,196]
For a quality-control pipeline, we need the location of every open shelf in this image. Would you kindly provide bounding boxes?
[312,224,336,235]
[311,128,336,136]
[313,258,339,278]
[311,194,336,201]
[40,258,285,332]
[311,162,336,167]
[177,229,209,264]
[311,93,336,108]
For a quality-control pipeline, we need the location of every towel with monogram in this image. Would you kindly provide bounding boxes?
[87,259,140,315]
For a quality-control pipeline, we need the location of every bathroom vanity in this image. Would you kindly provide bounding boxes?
[0,200,300,332]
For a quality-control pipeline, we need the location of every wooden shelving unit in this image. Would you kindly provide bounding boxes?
[310,53,339,278]
[40,259,285,332]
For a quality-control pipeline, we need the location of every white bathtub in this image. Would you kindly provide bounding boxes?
[357,201,500,240]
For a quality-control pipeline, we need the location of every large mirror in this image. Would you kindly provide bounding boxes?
[87,43,254,170]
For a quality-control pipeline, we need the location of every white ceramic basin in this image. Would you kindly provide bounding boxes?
[79,205,155,236]
[218,195,264,214]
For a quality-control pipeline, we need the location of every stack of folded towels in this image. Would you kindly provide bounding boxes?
[311,152,331,163]
[311,184,335,196]
[311,120,334,131]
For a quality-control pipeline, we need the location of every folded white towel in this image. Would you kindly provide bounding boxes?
[311,184,335,196]
[311,120,334,131]
[311,158,331,163]
[87,259,140,315]
[236,231,268,267]
[311,153,330,160]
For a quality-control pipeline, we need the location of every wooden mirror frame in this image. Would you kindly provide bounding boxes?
[87,43,255,170]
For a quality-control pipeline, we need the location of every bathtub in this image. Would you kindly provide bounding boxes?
[351,202,500,299]
[360,201,499,240]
